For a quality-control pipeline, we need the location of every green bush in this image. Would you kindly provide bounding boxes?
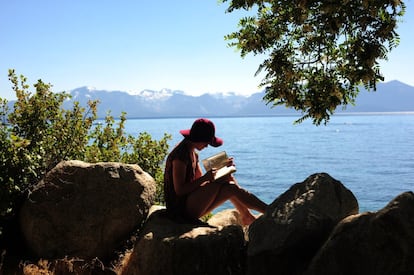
[85,112,170,203]
[0,70,171,236]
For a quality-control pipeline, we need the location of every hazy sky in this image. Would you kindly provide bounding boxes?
[1,0,413,100]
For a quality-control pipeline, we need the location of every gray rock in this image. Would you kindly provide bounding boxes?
[305,191,414,275]
[120,208,246,275]
[19,160,156,259]
[247,173,359,275]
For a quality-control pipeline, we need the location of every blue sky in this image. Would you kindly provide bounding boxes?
[1,0,413,100]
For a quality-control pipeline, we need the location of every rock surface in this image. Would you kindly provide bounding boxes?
[119,208,246,275]
[305,191,414,275]
[11,169,414,275]
[247,173,359,275]
[19,160,156,260]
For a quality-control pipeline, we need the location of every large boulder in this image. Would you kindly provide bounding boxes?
[305,191,414,275]
[19,160,156,260]
[119,208,246,275]
[247,173,359,275]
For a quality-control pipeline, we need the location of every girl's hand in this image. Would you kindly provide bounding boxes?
[227,157,235,167]
[205,168,217,183]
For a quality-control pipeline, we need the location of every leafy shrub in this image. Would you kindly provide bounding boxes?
[0,70,171,236]
[85,112,171,203]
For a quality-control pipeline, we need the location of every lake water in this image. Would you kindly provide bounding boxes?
[124,114,414,213]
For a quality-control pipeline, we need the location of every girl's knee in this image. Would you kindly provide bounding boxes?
[222,181,242,193]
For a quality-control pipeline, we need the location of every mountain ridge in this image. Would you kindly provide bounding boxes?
[6,81,414,118]
[63,80,414,118]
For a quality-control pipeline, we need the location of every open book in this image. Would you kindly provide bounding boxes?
[201,151,236,181]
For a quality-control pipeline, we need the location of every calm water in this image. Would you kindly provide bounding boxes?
[124,114,414,213]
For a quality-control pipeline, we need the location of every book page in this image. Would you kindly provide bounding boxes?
[214,165,237,181]
[202,151,236,181]
[202,151,228,171]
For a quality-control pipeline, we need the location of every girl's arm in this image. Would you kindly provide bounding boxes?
[172,159,213,196]
[194,162,203,179]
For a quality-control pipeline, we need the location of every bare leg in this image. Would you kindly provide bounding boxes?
[228,178,267,213]
[229,197,256,226]
[185,181,226,219]
[205,179,265,225]
[186,179,267,225]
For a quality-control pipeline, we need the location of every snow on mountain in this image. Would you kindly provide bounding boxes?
[58,80,414,118]
[127,88,182,101]
[145,89,182,100]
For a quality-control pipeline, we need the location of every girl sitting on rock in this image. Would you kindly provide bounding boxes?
[163,118,267,225]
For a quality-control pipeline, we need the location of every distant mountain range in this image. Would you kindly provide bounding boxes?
[6,80,414,118]
[62,80,414,118]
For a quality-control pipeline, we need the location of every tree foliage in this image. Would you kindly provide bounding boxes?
[222,0,406,124]
[0,70,171,236]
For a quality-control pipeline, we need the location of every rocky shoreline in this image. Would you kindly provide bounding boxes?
[1,160,413,274]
